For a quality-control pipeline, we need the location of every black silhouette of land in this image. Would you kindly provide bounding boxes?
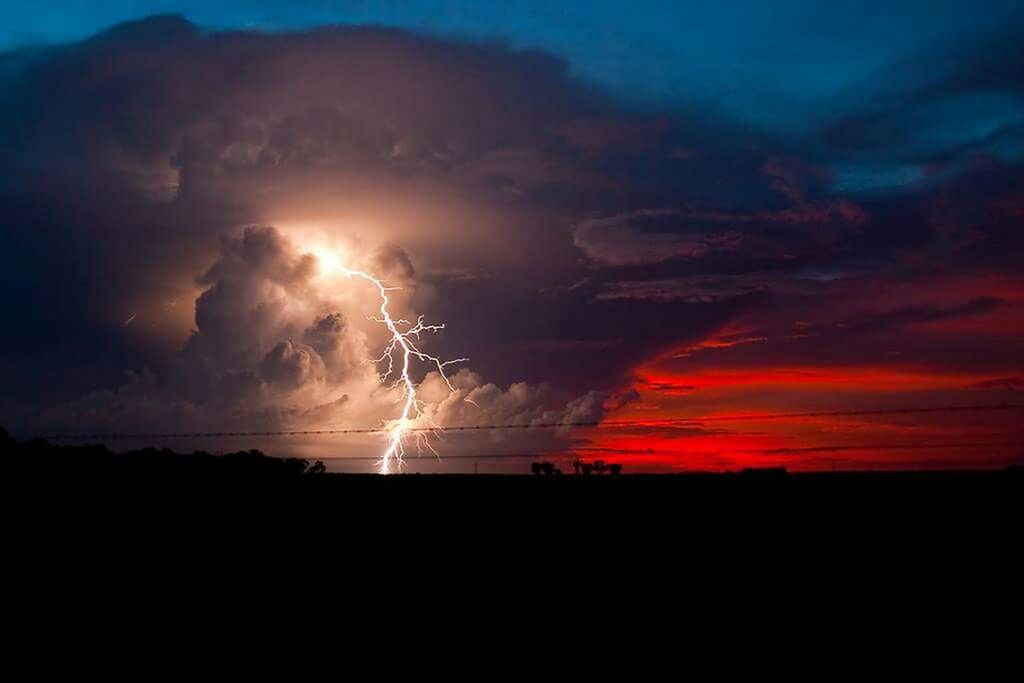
[5,429,1019,524]
[6,425,1021,601]
[7,429,1015,648]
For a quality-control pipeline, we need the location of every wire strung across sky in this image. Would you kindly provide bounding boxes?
[262,440,1024,462]
[42,403,1024,441]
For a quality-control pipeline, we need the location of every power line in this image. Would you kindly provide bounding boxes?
[283,440,1024,462]
[41,402,1024,441]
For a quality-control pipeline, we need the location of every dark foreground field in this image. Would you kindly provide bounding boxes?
[5,433,1020,525]
[6,439,1017,658]
[5,433,1021,600]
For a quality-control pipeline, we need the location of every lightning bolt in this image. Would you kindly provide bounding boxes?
[342,268,469,474]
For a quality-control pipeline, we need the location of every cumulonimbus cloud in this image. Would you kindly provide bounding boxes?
[36,225,616,463]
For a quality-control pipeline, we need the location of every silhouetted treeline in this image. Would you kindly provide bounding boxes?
[4,426,1023,555]
[0,428,325,482]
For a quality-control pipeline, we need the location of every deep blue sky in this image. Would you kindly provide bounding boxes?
[3,0,1021,131]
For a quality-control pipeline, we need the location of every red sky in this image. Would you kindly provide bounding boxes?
[572,280,1024,471]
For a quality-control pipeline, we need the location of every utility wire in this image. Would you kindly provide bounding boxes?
[282,440,1024,462]
[42,402,1024,441]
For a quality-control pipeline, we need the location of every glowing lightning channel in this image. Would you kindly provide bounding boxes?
[341,267,469,474]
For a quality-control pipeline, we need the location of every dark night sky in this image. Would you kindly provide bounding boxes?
[0,2,1021,471]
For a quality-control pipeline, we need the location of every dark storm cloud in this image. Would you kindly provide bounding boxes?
[0,13,1022,443]
[0,17,589,409]
[817,11,1024,194]
[838,297,1006,332]
[968,376,1024,391]
[0,15,605,203]
[0,16,778,411]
